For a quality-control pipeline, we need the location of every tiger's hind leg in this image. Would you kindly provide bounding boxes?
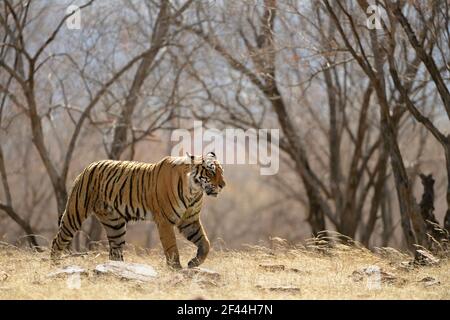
[51,208,87,260]
[96,209,127,261]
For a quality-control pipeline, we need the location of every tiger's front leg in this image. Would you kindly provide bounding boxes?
[178,219,210,268]
[156,219,182,270]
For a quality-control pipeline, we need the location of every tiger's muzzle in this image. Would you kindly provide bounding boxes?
[205,183,225,197]
[206,190,219,197]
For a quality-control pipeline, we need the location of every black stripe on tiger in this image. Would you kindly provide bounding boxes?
[187,227,201,241]
[107,230,126,240]
[167,193,181,219]
[128,166,135,210]
[179,221,195,231]
[65,211,77,232]
[104,167,120,201]
[177,177,187,209]
[73,184,83,227]
[102,221,126,230]
[83,168,96,209]
[193,234,204,244]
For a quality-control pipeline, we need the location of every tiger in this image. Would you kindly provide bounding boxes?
[50,152,225,269]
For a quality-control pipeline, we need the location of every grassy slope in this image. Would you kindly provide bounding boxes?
[0,243,448,299]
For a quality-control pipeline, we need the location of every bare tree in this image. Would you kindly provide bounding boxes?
[0,0,192,246]
[1,0,447,252]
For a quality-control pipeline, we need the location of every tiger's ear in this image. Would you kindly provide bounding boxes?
[186,152,195,164]
[206,152,216,159]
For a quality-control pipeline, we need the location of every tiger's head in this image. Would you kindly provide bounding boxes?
[188,152,226,197]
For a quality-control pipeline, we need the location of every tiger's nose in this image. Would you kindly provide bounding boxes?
[219,181,226,189]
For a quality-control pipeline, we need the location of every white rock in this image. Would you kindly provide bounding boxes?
[94,261,158,282]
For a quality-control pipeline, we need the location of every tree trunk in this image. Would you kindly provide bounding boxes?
[361,144,389,247]
[381,185,393,246]
[367,24,427,252]
[304,179,326,236]
[444,142,450,235]
[109,0,170,160]
[323,67,344,234]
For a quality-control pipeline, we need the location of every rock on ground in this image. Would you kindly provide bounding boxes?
[94,261,158,282]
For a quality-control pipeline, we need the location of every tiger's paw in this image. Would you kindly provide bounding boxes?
[171,264,183,271]
[187,258,202,268]
[50,247,64,261]
[109,251,124,261]
[167,260,182,270]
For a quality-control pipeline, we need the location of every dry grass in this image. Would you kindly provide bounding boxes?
[0,242,449,300]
